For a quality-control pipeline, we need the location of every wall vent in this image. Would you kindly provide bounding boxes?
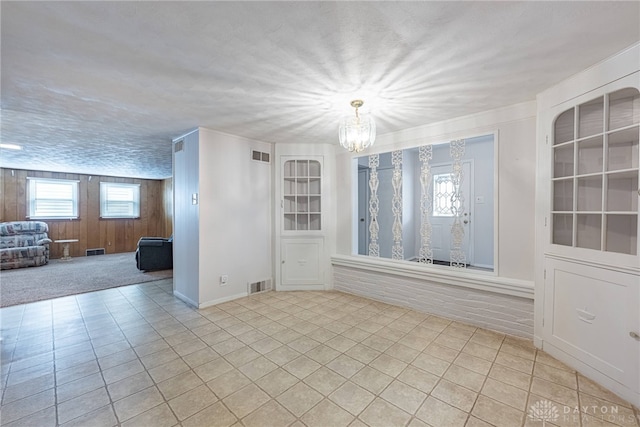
[251,150,270,163]
[247,278,272,295]
[86,248,105,256]
[174,140,184,153]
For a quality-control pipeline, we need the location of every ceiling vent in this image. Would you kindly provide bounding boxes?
[174,140,184,153]
[251,150,270,163]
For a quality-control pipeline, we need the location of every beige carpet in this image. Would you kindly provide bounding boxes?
[0,252,173,307]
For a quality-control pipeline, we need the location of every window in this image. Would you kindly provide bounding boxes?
[27,177,79,219]
[356,134,495,270]
[100,182,140,218]
[433,173,458,217]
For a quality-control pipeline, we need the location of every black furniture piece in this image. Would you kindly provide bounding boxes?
[135,236,173,271]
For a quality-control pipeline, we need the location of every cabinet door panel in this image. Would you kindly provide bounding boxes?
[281,238,324,286]
[544,257,639,388]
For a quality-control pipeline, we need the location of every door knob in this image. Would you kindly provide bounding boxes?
[463,220,469,224]
[360,218,365,222]
[630,332,640,340]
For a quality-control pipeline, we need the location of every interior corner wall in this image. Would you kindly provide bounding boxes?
[173,130,200,306]
[197,128,272,307]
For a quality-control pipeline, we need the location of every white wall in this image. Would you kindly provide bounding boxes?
[466,135,494,269]
[198,128,273,306]
[402,150,417,260]
[173,127,273,308]
[172,130,200,306]
[377,165,394,258]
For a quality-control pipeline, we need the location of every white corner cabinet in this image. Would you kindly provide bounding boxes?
[274,144,336,292]
[536,44,640,408]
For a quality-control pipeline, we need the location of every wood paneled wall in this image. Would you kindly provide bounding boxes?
[162,178,173,237]
[0,168,172,259]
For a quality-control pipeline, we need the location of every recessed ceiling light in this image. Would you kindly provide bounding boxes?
[0,143,23,150]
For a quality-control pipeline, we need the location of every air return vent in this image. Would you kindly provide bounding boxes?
[251,150,270,163]
[86,248,105,256]
[247,279,272,295]
[174,140,184,153]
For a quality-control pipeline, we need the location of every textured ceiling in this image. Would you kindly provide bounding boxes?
[1,2,639,179]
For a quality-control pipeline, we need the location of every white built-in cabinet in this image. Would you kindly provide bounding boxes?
[536,45,640,407]
[275,146,334,291]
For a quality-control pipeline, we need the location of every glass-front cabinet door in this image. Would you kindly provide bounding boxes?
[283,159,321,231]
[552,88,639,255]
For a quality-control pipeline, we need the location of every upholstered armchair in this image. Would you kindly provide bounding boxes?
[0,221,52,269]
[135,236,173,271]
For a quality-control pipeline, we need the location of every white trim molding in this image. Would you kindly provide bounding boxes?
[331,255,533,299]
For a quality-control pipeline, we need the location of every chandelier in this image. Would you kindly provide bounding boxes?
[338,100,376,153]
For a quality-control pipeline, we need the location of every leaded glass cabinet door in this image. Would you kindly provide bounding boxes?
[283,159,321,231]
[551,88,639,255]
[279,155,326,290]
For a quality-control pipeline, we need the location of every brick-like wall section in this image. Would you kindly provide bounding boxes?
[333,265,534,339]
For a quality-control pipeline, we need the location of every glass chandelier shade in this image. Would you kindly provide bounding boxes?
[338,100,376,153]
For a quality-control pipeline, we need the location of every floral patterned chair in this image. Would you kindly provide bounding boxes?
[0,221,52,269]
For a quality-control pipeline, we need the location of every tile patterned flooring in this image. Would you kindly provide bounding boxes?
[1,279,638,427]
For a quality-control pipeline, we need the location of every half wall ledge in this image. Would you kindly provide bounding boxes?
[331,255,534,339]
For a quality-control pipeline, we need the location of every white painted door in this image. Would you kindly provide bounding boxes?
[430,162,472,265]
[281,238,324,288]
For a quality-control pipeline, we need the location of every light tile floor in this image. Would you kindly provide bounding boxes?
[1,279,638,427]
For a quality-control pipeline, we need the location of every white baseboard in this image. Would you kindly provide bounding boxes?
[276,284,328,291]
[199,292,248,309]
[173,290,198,308]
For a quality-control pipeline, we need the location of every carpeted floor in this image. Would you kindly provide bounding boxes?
[0,252,172,307]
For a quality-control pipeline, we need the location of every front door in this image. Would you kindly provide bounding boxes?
[430,162,473,265]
